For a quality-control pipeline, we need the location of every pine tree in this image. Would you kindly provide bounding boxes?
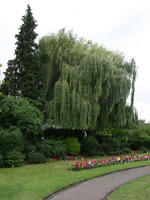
[2,4,40,100]
[15,4,39,100]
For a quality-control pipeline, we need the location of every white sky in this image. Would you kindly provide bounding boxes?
[0,0,150,121]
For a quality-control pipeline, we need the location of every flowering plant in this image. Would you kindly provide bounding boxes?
[71,153,150,170]
[71,159,99,170]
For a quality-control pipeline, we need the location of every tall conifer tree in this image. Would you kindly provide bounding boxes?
[15,4,39,99]
[2,5,40,100]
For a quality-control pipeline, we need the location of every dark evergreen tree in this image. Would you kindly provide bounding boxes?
[15,4,39,100]
[1,5,41,101]
[1,60,18,96]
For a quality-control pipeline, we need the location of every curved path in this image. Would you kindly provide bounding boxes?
[45,166,150,200]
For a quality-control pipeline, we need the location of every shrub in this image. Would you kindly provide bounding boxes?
[129,126,150,150]
[0,96,43,138]
[37,139,67,159]
[139,146,149,153]
[27,152,47,164]
[50,140,67,159]
[24,144,36,158]
[0,154,4,168]
[81,136,99,156]
[4,150,25,167]
[122,147,132,154]
[0,127,24,155]
[96,129,131,155]
[65,137,80,156]
[36,142,52,158]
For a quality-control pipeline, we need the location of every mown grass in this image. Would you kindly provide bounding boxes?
[0,159,150,200]
[108,174,150,200]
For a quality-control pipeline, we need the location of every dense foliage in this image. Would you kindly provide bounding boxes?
[81,136,99,156]
[65,137,81,155]
[0,96,44,138]
[0,127,24,155]
[38,29,137,130]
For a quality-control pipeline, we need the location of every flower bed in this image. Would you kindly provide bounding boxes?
[71,154,150,170]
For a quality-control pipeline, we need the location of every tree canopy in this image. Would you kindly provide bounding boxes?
[38,29,137,130]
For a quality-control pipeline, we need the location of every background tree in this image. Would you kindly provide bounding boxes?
[0,60,18,96]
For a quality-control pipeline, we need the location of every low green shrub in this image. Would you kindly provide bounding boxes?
[96,129,131,155]
[139,146,149,153]
[129,126,150,150]
[24,144,36,158]
[27,152,47,164]
[50,140,67,159]
[36,142,52,158]
[81,136,99,156]
[0,127,24,155]
[65,137,80,156]
[37,139,67,159]
[122,147,132,154]
[4,150,25,167]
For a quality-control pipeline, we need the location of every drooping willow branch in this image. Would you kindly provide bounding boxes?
[38,29,137,130]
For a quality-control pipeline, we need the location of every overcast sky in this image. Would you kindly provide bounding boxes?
[0,0,150,121]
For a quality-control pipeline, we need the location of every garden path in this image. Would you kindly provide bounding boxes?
[44,165,150,200]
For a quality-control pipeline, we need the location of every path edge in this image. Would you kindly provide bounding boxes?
[43,164,150,200]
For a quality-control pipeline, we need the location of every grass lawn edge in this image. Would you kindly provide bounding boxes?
[43,162,150,200]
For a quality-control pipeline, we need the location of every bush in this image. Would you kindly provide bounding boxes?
[24,144,36,158]
[4,150,25,167]
[36,142,52,158]
[0,96,44,138]
[81,136,99,156]
[50,140,67,159]
[37,139,67,159]
[65,137,80,156]
[129,126,150,150]
[0,154,4,168]
[122,147,132,154]
[139,146,149,153]
[27,152,47,164]
[96,129,131,155]
[0,127,24,155]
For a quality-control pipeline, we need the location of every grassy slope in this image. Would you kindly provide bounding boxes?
[0,160,150,200]
[108,174,150,200]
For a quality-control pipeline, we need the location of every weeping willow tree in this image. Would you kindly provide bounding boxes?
[38,29,138,130]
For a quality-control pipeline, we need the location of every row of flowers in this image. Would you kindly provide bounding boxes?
[71,154,150,170]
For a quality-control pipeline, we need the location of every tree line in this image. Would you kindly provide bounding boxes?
[0,4,138,131]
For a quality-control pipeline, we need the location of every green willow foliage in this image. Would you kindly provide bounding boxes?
[38,29,137,130]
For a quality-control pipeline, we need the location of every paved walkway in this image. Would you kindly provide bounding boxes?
[45,166,150,200]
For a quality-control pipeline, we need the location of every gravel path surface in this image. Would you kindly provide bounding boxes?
[44,166,150,200]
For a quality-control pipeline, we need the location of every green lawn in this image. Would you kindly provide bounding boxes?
[108,174,150,200]
[0,159,150,200]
